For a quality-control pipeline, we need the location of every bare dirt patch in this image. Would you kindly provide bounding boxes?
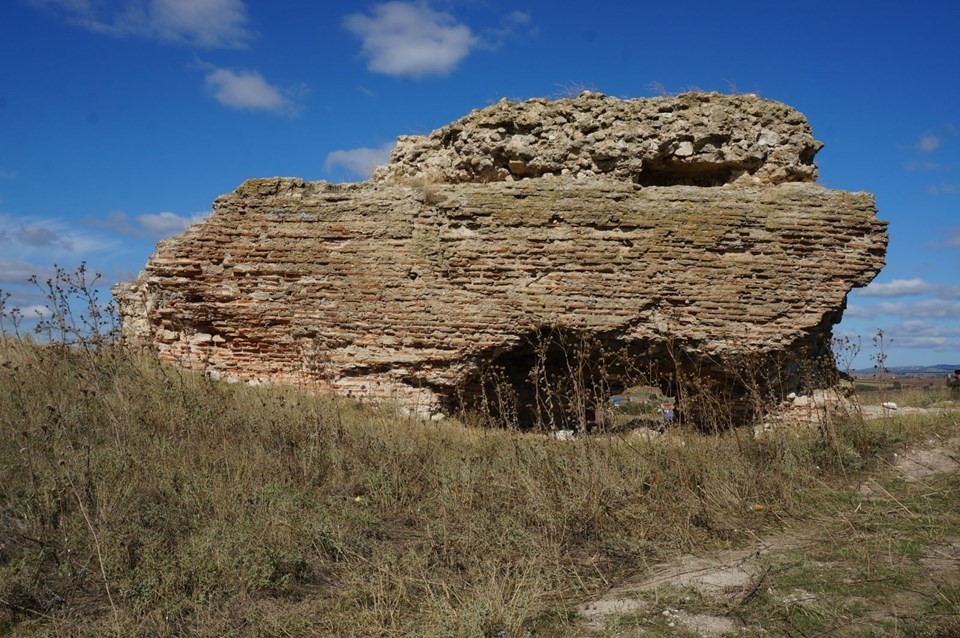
[580,598,650,631]
[671,610,738,636]
[577,536,807,633]
[639,549,760,591]
[921,537,960,581]
[859,404,954,419]
[894,436,960,480]
[576,432,960,636]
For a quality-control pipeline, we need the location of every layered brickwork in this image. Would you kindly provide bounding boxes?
[115,93,887,420]
[115,170,886,416]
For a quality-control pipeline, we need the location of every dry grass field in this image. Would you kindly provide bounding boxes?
[1,336,958,637]
[1,274,958,636]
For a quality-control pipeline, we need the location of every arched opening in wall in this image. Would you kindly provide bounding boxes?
[664,352,770,432]
[454,328,678,431]
[659,343,843,432]
[451,328,808,432]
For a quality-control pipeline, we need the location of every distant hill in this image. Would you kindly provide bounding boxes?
[852,364,960,375]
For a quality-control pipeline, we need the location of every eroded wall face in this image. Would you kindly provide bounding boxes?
[115,174,886,422]
[115,93,887,424]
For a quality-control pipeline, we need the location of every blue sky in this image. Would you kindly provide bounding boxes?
[0,0,957,368]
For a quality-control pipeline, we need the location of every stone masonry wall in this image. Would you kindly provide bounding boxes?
[115,93,887,423]
[374,92,821,186]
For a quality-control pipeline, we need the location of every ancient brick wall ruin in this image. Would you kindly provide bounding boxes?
[114,92,887,426]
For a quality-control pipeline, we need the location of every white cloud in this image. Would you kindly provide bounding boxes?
[482,10,534,48]
[0,217,78,251]
[28,0,253,48]
[858,278,940,298]
[0,168,17,180]
[505,10,531,26]
[141,0,251,47]
[343,2,477,78]
[205,67,295,114]
[917,133,940,152]
[0,260,54,285]
[843,305,876,319]
[927,183,960,195]
[0,214,117,259]
[86,210,139,235]
[903,160,942,172]
[947,227,960,248]
[20,305,52,318]
[892,335,951,349]
[871,321,960,352]
[137,211,207,237]
[846,299,960,320]
[84,209,207,237]
[17,223,72,249]
[324,142,395,179]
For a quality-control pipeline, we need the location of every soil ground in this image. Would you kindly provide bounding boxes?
[575,422,960,637]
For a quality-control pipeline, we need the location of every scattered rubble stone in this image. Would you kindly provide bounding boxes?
[374,91,822,187]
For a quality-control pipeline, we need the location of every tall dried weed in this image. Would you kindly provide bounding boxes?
[0,267,953,636]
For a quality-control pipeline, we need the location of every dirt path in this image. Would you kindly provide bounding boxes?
[576,429,960,636]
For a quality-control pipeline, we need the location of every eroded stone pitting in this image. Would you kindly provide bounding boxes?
[374,91,822,186]
[114,93,887,425]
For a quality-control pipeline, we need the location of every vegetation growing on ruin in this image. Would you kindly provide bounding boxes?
[1,273,957,636]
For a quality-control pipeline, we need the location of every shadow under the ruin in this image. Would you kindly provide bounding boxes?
[451,327,690,431]
[449,326,839,433]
